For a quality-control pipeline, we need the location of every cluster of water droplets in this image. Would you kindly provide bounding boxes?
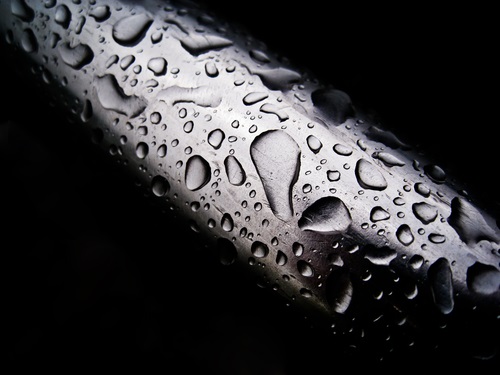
[3,0,499,359]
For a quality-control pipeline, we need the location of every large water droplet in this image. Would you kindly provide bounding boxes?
[89,5,111,22]
[424,164,446,184]
[396,224,414,246]
[297,260,314,277]
[217,238,237,265]
[185,155,211,191]
[224,155,246,186]
[292,242,304,257]
[151,175,169,197]
[251,67,301,90]
[355,159,388,191]
[20,28,37,53]
[180,34,233,55]
[251,241,269,258]
[370,206,390,222]
[448,197,500,245]
[298,196,352,234]
[55,4,71,29]
[112,14,152,46]
[428,257,454,314]
[364,245,397,266]
[260,103,289,122]
[306,135,322,154]
[147,57,167,76]
[466,262,500,295]
[58,42,94,69]
[311,88,354,125]
[325,268,353,314]
[243,92,268,106]
[221,213,234,232]
[11,0,34,22]
[250,130,300,221]
[208,129,225,149]
[96,75,146,117]
[412,202,438,224]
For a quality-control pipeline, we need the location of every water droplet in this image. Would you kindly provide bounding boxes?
[276,250,287,266]
[364,245,397,266]
[428,258,454,314]
[151,31,163,44]
[75,15,86,35]
[55,5,71,29]
[135,142,149,159]
[292,242,304,257]
[415,182,431,197]
[249,49,271,63]
[372,151,405,167]
[424,164,446,183]
[112,14,152,46]
[428,233,446,244]
[182,120,194,133]
[326,170,341,182]
[243,92,268,105]
[224,155,246,186]
[11,0,34,22]
[119,54,135,70]
[150,112,162,125]
[355,159,388,191]
[408,255,424,269]
[207,129,225,149]
[180,34,233,55]
[297,260,314,277]
[147,57,167,76]
[20,28,37,53]
[80,99,93,123]
[325,268,353,314]
[333,143,352,156]
[95,74,146,117]
[396,224,414,246]
[157,144,167,158]
[448,197,500,245]
[185,155,211,191]
[311,88,354,126]
[58,42,94,69]
[259,103,289,122]
[158,85,222,108]
[300,288,313,298]
[467,262,500,294]
[251,241,269,258]
[204,61,219,77]
[251,67,301,90]
[217,237,237,265]
[412,202,438,224]
[151,175,169,197]
[364,125,410,150]
[221,213,234,232]
[89,5,111,22]
[298,196,352,234]
[370,206,390,222]
[250,130,300,221]
[306,135,322,154]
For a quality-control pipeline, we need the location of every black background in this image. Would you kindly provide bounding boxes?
[2,0,498,372]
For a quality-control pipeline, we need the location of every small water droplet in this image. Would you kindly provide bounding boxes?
[185,155,211,191]
[259,103,289,122]
[364,245,397,266]
[372,151,406,167]
[151,175,169,197]
[224,155,246,186]
[251,241,269,258]
[355,159,388,191]
[135,142,149,159]
[55,4,71,29]
[325,268,353,313]
[120,54,135,70]
[95,74,146,117]
[415,182,431,197]
[205,61,219,77]
[183,120,194,133]
[20,28,37,53]
[221,213,234,232]
[80,99,93,123]
[297,260,314,277]
[408,255,424,269]
[298,196,352,234]
[396,224,414,246]
[428,257,454,314]
[112,14,152,46]
[306,135,322,154]
[180,33,233,55]
[276,250,287,266]
[364,125,410,150]
[58,42,94,69]
[428,233,446,244]
[89,5,111,22]
[147,57,167,76]
[424,164,446,184]
[207,129,225,149]
[370,206,390,222]
[157,144,167,158]
[326,170,341,182]
[251,67,301,90]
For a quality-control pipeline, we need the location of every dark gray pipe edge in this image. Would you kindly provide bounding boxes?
[1,0,499,366]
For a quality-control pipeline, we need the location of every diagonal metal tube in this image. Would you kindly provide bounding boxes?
[1,0,499,367]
